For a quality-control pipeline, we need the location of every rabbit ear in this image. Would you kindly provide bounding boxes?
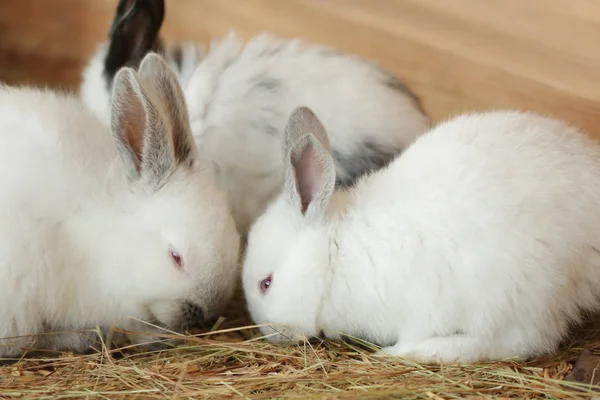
[110,66,194,189]
[104,0,165,83]
[283,107,336,220]
[137,52,194,166]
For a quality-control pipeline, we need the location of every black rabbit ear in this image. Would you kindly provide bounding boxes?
[103,0,166,84]
[108,0,136,38]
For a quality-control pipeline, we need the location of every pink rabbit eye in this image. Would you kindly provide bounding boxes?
[259,274,272,294]
[170,249,183,270]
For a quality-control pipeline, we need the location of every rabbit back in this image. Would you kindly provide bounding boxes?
[185,33,429,233]
[328,111,600,358]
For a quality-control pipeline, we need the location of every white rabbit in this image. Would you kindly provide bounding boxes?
[242,106,600,364]
[0,53,240,358]
[79,0,431,235]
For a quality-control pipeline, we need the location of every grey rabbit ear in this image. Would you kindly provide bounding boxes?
[104,0,165,85]
[111,66,190,190]
[137,52,195,166]
[283,107,336,220]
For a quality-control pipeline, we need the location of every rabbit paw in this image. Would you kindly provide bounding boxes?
[374,335,492,365]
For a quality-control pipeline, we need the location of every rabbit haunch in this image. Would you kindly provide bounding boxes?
[0,53,239,357]
[242,107,600,364]
[80,0,430,235]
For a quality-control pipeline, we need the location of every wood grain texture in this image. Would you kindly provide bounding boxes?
[0,0,599,135]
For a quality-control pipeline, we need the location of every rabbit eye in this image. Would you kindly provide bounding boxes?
[259,274,272,294]
[170,249,184,270]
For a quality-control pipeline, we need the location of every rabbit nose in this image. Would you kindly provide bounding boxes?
[182,302,209,330]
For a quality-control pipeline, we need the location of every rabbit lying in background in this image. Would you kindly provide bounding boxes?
[0,53,240,358]
[242,106,600,364]
[80,0,431,235]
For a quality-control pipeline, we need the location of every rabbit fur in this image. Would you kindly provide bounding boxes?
[79,0,431,235]
[242,106,600,364]
[0,53,240,357]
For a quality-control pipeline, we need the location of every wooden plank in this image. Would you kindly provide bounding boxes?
[0,0,598,135]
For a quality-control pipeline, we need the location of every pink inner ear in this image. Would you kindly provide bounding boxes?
[292,141,324,214]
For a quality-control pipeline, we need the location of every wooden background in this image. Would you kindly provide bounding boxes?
[1,0,599,136]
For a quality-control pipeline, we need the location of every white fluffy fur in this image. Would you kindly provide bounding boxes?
[243,108,600,364]
[0,55,239,357]
[80,32,430,235]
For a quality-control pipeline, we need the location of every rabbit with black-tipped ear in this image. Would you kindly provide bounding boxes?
[0,53,240,357]
[242,106,600,364]
[80,0,431,235]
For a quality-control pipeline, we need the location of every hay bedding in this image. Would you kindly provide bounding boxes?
[3,297,600,399]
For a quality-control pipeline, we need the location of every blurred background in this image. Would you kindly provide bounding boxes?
[1,0,599,135]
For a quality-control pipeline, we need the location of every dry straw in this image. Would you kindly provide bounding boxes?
[2,299,600,399]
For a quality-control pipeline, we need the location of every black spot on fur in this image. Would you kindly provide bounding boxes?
[253,77,281,93]
[169,45,184,73]
[384,73,426,114]
[333,141,400,187]
[249,120,280,137]
[103,0,166,87]
[247,76,283,136]
[264,124,280,136]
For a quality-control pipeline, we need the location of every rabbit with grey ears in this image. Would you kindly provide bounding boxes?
[80,0,431,235]
[0,53,240,358]
[242,106,600,364]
